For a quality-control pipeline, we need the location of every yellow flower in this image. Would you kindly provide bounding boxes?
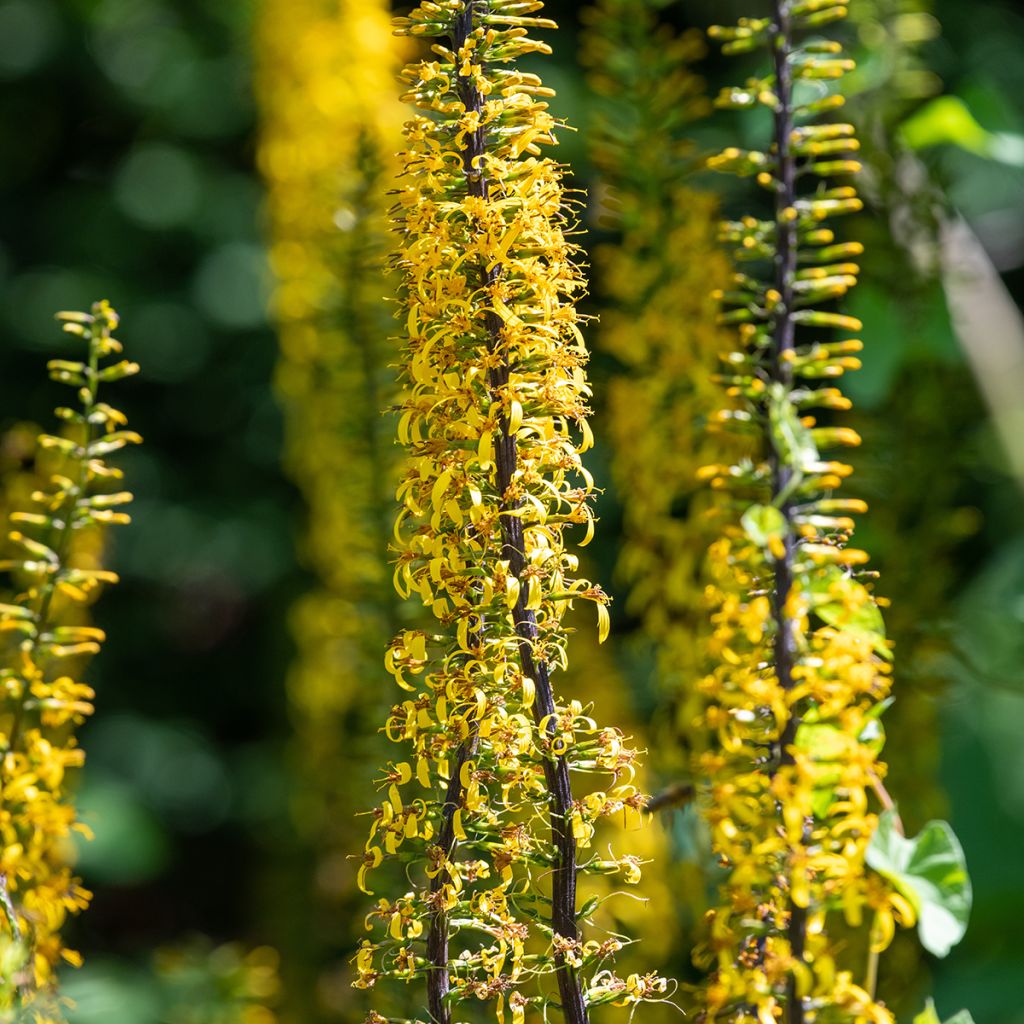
[357,2,663,1021]
[0,302,138,1016]
[695,5,910,1022]
[255,0,413,1015]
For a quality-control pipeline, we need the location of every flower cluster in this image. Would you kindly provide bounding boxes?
[582,0,734,791]
[255,2,409,1013]
[0,301,139,1019]
[696,4,912,1022]
[257,0,405,840]
[356,3,664,1022]
[580,0,736,989]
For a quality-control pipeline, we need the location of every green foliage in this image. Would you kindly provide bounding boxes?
[914,998,976,1024]
[867,810,972,958]
[807,566,891,659]
[902,95,1024,167]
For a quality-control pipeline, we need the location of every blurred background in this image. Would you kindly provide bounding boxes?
[0,0,1021,1021]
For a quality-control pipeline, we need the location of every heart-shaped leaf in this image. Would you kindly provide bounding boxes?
[866,810,972,958]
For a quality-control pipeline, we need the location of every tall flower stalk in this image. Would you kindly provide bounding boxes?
[356,3,664,1021]
[580,0,734,986]
[255,2,408,1015]
[0,301,139,1019]
[583,0,724,694]
[697,4,914,1021]
[581,0,732,799]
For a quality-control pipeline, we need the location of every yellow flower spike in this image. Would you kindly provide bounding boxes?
[357,3,657,1021]
[586,0,737,945]
[0,302,139,1014]
[257,0,410,1010]
[697,3,914,1022]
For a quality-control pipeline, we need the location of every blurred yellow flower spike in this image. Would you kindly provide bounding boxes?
[581,0,743,961]
[356,3,666,1023]
[0,301,139,1018]
[256,0,415,1016]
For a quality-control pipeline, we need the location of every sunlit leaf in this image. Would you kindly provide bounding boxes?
[806,564,890,659]
[901,94,1024,167]
[913,999,976,1024]
[866,809,972,957]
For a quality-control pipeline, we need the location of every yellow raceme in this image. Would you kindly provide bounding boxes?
[697,3,910,1022]
[0,301,139,1020]
[583,0,730,763]
[255,1,408,1016]
[356,2,666,1021]
[580,0,734,1000]
[696,540,909,1021]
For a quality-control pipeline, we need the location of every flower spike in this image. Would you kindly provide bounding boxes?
[697,4,918,1023]
[357,3,664,1022]
[0,301,139,1020]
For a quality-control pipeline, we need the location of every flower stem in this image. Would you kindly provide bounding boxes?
[4,327,100,766]
[451,6,588,1022]
[769,3,807,1022]
[426,731,479,1024]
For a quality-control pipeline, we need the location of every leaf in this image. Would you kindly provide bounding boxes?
[901,94,1024,168]
[793,705,885,817]
[858,715,886,757]
[806,565,891,659]
[912,1000,976,1024]
[742,503,788,549]
[902,96,992,155]
[767,383,819,471]
[866,809,972,958]
[794,718,847,816]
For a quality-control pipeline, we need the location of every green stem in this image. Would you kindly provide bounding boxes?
[4,332,100,764]
[865,939,880,1001]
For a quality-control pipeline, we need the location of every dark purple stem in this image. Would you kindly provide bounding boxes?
[446,6,589,1024]
[770,3,807,1022]
[426,735,479,1024]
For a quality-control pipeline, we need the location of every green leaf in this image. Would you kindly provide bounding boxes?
[902,96,991,154]
[805,565,891,659]
[768,383,819,472]
[866,810,972,958]
[794,718,847,817]
[858,715,886,757]
[794,705,886,816]
[901,95,1024,168]
[741,503,787,550]
[912,1000,976,1024]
